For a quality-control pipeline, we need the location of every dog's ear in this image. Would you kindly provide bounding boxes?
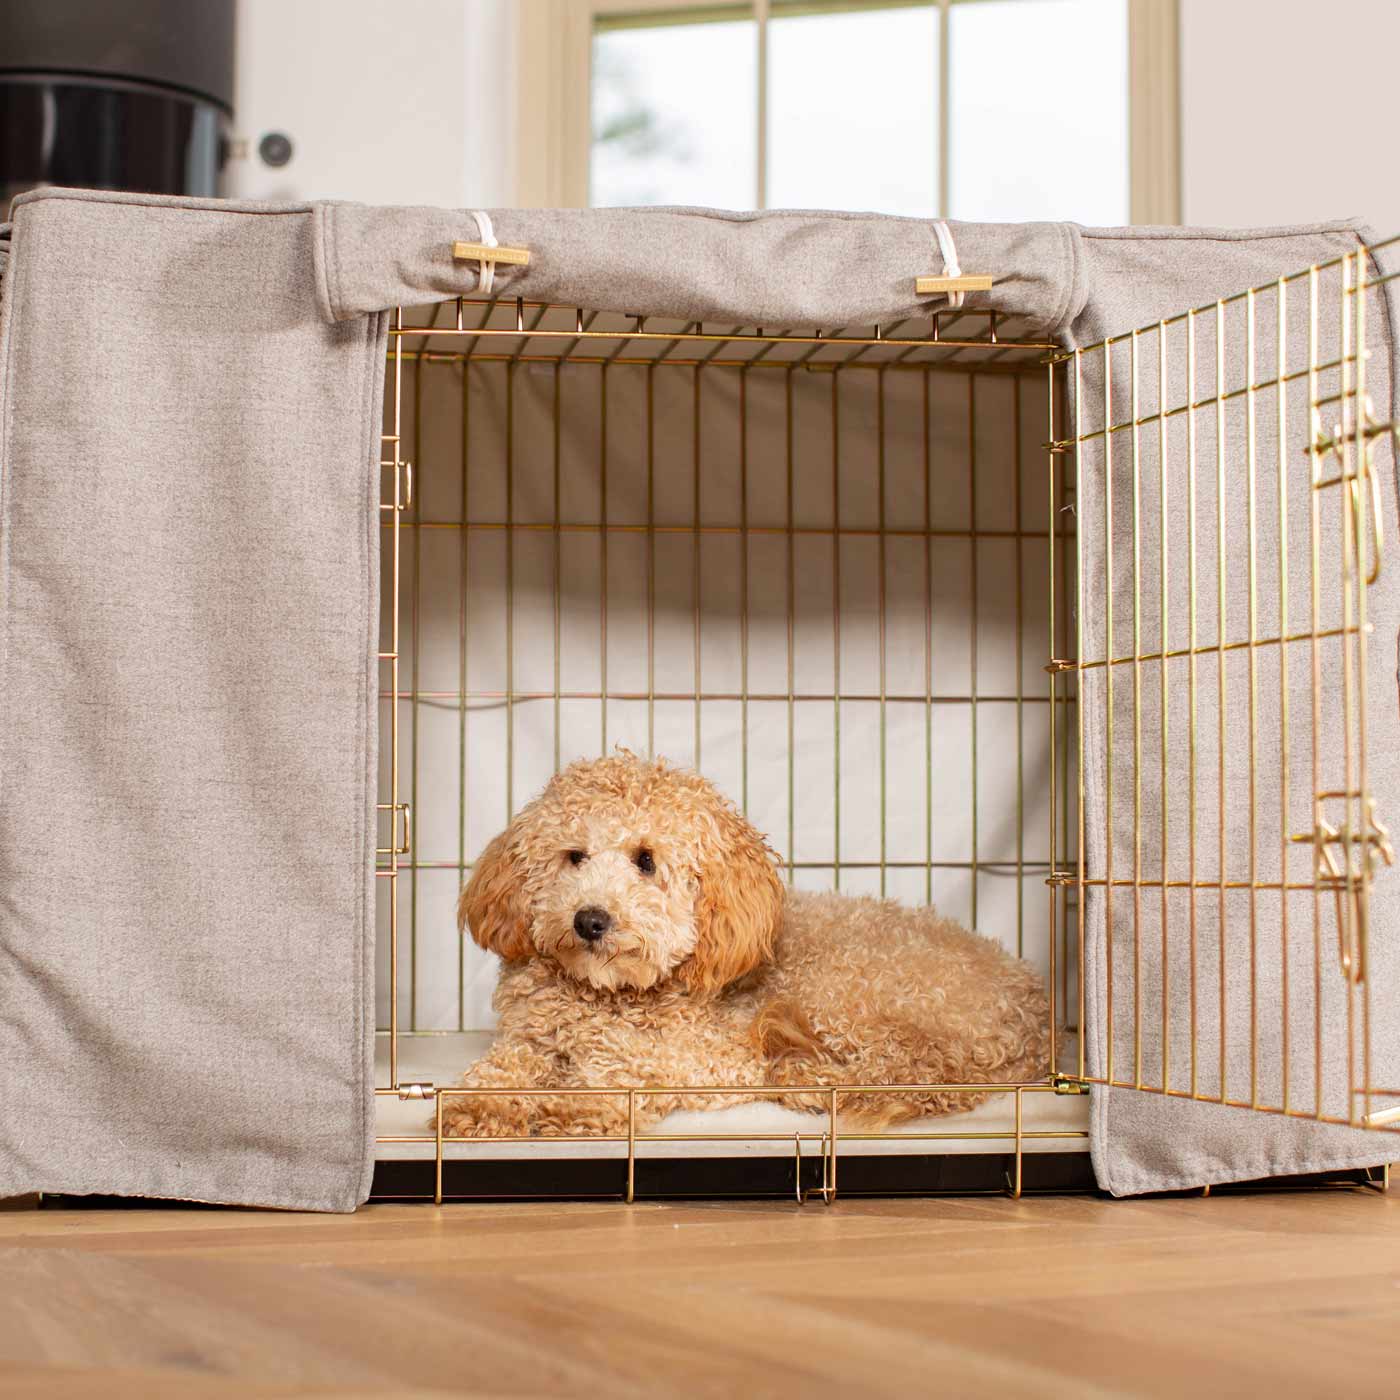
[679,803,783,996]
[459,823,534,962]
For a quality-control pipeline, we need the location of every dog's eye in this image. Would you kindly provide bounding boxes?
[567,850,588,867]
[634,848,655,876]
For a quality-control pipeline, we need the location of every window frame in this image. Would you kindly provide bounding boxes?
[514,0,1178,224]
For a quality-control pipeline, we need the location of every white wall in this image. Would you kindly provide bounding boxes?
[231,0,1400,235]
[1180,0,1400,234]
[226,0,515,207]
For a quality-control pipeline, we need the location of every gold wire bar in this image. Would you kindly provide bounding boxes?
[1216,299,1229,1106]
[1046,366,1059,1069]
[786,370,797,885]
[1013,1088,1024,1199]
[1246,288,1259,1108]
[432,1080,1067,1099]
[1104,338,1116,1085]
[1015,376,1025,959]
[506,360,516,838]
[391,324,1051,354]
[1309,265,1325,1120]
[647,366,656,758]
[409,334,423,1031]
[376,353,1033,378]
[598,362,610,756]
[833,370,842,891]
[1073,350,1087,1081]
[970,373,980,927]
[925,370,935,907]
[385,689,1067,705]
[1075,622,1364,671]
[626,1090,636,1204]
[1277,277,1291,1114]
[458,337,470,1031]
[1158,319,1171,1095]
[1185,309,1199,1099]
[693,365,703,771]
[828,1087,838,1204]
[1131,328,1142,1089]
[398,859,1057,874]
[413,1128,1091,1146]
[878,367,888,897]
[553,367,563,776]
[434,1091,444,1206]
[387,520,1057,541]
[740,368,751,816]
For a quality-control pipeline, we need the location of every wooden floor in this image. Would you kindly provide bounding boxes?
[2,1189,1399,1397]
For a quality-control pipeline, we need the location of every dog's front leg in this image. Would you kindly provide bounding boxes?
[524,1082,663,1139]
[438,1038,560,1140]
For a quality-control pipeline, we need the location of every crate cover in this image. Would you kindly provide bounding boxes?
[0,187,1394,1209]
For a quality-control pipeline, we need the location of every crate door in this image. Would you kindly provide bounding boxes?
[1052,245,1400,1133]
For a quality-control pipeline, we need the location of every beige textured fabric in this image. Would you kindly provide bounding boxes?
[0,189,383,1211]
[318,204,1082,334]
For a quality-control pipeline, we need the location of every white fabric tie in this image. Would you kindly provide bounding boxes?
[932,219,964,308]
[469,209,499,295]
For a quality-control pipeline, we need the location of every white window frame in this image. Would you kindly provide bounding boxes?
[513,0,1179,224]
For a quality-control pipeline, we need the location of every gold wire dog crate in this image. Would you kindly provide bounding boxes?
[373,236,1400,1203]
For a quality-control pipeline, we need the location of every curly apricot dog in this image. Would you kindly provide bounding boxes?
[444,753,1048,1138]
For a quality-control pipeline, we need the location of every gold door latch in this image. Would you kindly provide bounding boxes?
[1292,795,1394,983]
[1308,390,1391,585]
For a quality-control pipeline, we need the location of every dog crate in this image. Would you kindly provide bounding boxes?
[371,232,1400,1203]
[3,192,1398,1212]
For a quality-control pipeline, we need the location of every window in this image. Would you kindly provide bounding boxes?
[537,0,1177,224]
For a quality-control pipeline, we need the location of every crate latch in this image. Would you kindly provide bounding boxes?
[1292,795,1394,982]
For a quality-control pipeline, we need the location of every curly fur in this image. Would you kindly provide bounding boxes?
[444,753,1049,1138]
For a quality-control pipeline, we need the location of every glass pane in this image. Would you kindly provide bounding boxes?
[591,10,758,209]
[949,0,1129,223]
[767,2,937,216]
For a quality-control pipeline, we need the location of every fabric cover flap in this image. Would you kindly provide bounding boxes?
[317,203,1085,335]
[0,188,382,1211]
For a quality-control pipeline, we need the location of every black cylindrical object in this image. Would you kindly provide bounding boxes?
[0,0,235,212]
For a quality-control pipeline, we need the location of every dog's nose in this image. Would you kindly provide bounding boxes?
[573,906,613,943]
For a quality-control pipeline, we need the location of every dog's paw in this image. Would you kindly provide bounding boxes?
[435,1094,535,1141]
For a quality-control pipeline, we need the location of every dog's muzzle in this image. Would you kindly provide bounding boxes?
[572,905,613,944]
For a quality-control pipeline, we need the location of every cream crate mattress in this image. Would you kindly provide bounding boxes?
[375,1034,1089,1160]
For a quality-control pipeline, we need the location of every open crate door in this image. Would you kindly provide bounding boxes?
[1050,242,1400,1138]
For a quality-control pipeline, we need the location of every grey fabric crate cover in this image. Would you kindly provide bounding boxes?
[0,191,384,1211]
[1,189,1395,1209]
